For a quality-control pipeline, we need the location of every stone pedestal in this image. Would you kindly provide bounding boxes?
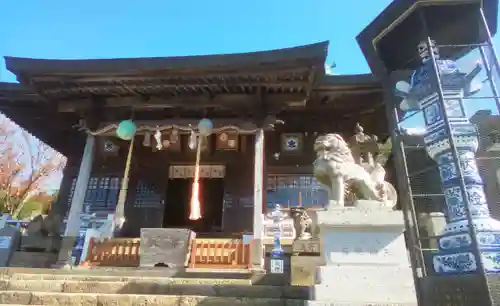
[9,251,58,268]
[0,226,21,267]
[311,202,417,305]
[20,236,62,253]
[291,239,322,286]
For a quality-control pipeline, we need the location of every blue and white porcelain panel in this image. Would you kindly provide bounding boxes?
[439,233,472,250]
[423,102,443,127]
[433,252,477,274]
[441,183,489,223]
[404,56,500,275]
[482,252,500,273]
[477,232,500,248]
[436,151,482,185]
[444,99,465,117]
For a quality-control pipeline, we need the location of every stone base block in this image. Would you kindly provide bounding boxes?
[20,236,61,253]
[312,205,418,304]
[316,208,409,266]
[140,228,195,268]
[9,252,57,268]
[420,274,493,305]
[53,237,77,268]
[0,226,21,267]
[291,256,322,286]
[292,239,321,255]
[312,265,416,304]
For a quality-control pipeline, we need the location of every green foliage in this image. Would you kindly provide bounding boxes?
[16,199,43,220]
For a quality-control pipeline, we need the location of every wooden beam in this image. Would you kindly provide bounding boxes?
[43,80,309,96]
[57,93,307,113]
[92,118,273,136]
[31,66,312,83]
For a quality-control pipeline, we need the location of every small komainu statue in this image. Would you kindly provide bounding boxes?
[313,125,397,209]
[26,213,62,239]
[290,207,313,240]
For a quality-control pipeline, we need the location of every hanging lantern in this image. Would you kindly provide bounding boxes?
[198,118,213,136]
[116,120,137,141]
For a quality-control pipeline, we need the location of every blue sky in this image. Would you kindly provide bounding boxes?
[0,0,401,79]
[0,0,499,120]
[1,0,500,194]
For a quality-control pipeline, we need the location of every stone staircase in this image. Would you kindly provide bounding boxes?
[0,268,311,306]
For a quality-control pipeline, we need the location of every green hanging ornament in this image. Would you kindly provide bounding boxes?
[116,120,137,140]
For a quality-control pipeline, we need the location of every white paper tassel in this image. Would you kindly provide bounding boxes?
[154,129,163,150]
[143,132,151,147]
[188,131,197,150]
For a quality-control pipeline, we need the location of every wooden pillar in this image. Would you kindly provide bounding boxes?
[64,135,95,237]
[252,129,265,269]
[56,134,95,267]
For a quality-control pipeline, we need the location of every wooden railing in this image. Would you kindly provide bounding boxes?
[189,238,252,269]
[81,236,252,270]
[81,238,140,267]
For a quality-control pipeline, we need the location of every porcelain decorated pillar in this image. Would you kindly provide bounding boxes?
[397,40,500,274]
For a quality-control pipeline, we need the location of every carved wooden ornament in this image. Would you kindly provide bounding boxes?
[216,132,239,151]
[102,139,119,155]
[281,133,303,153]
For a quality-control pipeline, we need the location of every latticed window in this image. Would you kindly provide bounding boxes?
[67,176,122,215]
[266,175,327,209]
[133,180,164,209]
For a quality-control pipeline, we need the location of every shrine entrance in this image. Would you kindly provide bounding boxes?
[163,174,225,233]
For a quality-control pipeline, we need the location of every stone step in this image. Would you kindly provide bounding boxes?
[0,280,309,300]
[0,267,253,279]
[1,273,252,285]
[0,267,255,285]
[0,291,307,306]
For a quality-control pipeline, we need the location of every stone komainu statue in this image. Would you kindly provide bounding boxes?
[312,129,397,208]
[26,213,62,238]
[290,207,313,240]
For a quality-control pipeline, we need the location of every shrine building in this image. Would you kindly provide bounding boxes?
[0,41,389,260]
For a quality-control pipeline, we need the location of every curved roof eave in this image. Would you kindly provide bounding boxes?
[5,41,329,76]
[315,74,383,93]
[0,74,384,99]
[318,74,380,86]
